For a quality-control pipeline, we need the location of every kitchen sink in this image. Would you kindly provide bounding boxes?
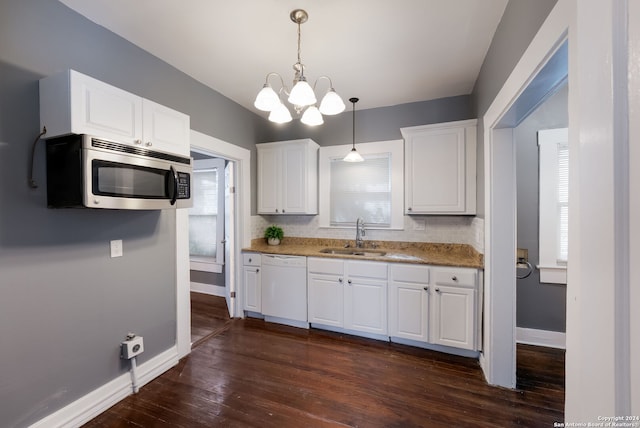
[319,248,387,257]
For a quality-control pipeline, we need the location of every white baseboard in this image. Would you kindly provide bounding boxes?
[516,327,566,349]
[190,281,225,297]
[29,347,179,428]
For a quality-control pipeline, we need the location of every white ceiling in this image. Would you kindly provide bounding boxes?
[59,0,508,114]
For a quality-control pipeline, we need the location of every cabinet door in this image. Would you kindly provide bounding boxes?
[308,274,344,327]
[281,143,307,214]
[431,285,476,350]
[142,99,190,156]
[344,277,387,335]
[70,71,143,143]
[407,127,466,213]
[257,146,280,214]
[243,266,261,312]
[388,281,429,341]
[402,120,476,215]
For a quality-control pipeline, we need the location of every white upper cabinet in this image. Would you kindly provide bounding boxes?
[257,139,319,215]
[40,69,190,156]
[401,119,477,214]
[141,98,190,156]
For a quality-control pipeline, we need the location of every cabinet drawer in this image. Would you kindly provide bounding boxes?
[243,253,261,266]
[308,257,344,275]
[433,269,476,288]
[390,264,429,283]
[347,260,387,280]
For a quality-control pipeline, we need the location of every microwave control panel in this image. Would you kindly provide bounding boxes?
[176,172,191,199]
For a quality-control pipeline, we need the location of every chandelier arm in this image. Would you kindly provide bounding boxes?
[313,75,334,91]
[264,72,290,97]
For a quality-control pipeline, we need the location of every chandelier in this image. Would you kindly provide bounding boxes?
[254,9,346,126]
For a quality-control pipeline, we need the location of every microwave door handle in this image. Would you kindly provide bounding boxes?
[169,166,178,205]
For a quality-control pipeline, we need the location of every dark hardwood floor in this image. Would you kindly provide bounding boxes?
[85,296,565,427]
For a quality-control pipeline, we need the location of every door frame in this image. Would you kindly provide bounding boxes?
[481,0,571,388]
[176,130,251,358]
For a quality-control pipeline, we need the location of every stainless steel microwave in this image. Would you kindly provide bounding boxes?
[46,134,192,209]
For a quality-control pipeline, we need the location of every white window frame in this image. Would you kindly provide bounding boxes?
[318,139,404,229]
[189,158,225,273]
[537,128,568,284]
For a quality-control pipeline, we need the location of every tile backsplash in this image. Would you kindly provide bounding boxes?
[252,215,485,254]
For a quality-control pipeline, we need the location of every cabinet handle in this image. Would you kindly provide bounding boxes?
[256,268,260,273]
[435,288,440,293]
[145,141,152,147]
[451,276,458,281]
[282,209,285,213]
[407,207,412,211]
[248,258,252,263]
[134,139,142,145]
[338,278,343,283]
[423,286,429,291]
[275,209,279,213]
[347,280,352,285]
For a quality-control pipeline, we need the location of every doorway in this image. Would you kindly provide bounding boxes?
[481,1,570,388]
[175,130,251,358]
[188,153,233,345]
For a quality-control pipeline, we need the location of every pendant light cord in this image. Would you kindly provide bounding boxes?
[350,97,359,149]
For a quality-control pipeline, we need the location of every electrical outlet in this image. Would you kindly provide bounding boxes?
[110,240,123,258]
[122,336,144,359]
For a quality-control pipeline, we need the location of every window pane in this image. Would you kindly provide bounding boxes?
[189,168,218,257]
[329,154,391,226]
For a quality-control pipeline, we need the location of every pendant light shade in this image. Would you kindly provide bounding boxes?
[319,88,346,115]
[288,78,316,107]
[268,102,293,124]
[254,84,280,112]
[344,97,364,162]
[255,9,344,126]
[300,105,324,126]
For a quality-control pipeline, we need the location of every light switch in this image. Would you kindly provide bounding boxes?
[110,240,123,258]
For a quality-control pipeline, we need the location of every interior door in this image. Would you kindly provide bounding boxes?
[224,162,235,317]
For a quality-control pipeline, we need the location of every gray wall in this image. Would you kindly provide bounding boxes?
[0,1,269,426]
[515,84,567,332]
[471,0,559,217]
[268,95,473,146]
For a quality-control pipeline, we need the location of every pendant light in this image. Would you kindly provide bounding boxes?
[254,9,346,125]
[343,97,364,162]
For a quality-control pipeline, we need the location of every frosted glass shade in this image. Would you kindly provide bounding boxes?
[268,103,293,123]
[300,106,324,126]
[343,147,364,162]
[287,79,316,107]
[254,84,280,112]
[319,89,346,115]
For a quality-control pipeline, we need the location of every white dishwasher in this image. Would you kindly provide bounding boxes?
[261,254,308,325]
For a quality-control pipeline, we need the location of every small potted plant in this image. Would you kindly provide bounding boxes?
[264,225,284,246]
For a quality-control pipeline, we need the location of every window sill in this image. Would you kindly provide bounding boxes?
[537,265,567,285]
[190,258,223,273]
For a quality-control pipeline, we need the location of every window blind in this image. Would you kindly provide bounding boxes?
[557,144,569,262]
[329,154,391,226]
[189,168,218,257]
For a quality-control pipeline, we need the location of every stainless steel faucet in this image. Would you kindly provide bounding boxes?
[355,217,366,248]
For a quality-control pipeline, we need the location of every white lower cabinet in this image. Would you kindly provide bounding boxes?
[390,264,481,351]
[430,267,479,351]
[388,264,430,342]
[242,253,261,313]
[308,258,388,336]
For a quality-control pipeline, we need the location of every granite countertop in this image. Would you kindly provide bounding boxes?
[242,237,483,269]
